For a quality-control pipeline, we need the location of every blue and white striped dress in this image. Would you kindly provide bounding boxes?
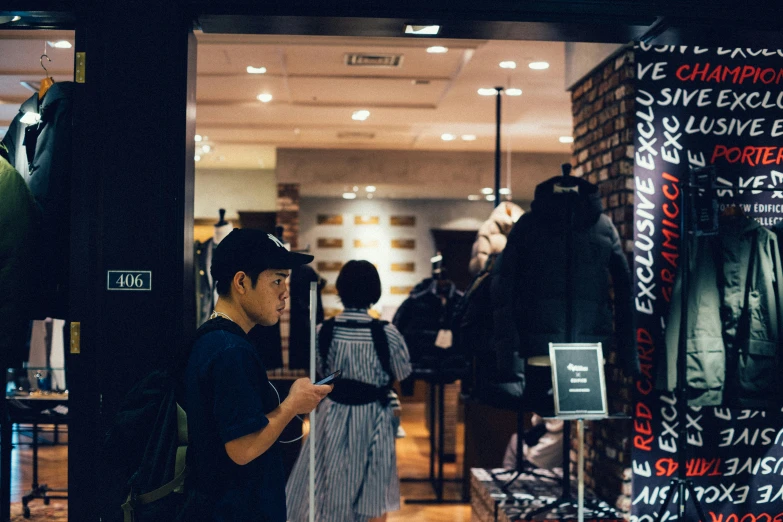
[285,309,412,522]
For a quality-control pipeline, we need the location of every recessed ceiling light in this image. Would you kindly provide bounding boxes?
[559,136,575,143]
[486,194,496,201]
[257,93,273,103]
[427,46,448,54]
[405,24,440,35]
[499,61,517,69]
[194,134,202,142]
[48,40,72,49]
[499,188,511,195]
[246,66,267,74]
[441,133,456,141]
[478,88,498,96]
[366,186,376,192]
[353,186,359,192]
[343,192,357,200]
[352,110,370,121]
[529,61,550,70]
[506,88,522,96]
[202,145,211,153]
[194,155,201,162]
[467,195,480,201]
[461,134,476,141]
[481,187,494,195]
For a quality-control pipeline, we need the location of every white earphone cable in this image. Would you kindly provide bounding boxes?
[268,380,307,444]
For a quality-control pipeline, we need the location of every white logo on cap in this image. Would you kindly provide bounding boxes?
[267,234,286,248]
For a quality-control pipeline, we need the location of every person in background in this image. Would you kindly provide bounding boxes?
[503,414,564,471]
[286,260,412,522]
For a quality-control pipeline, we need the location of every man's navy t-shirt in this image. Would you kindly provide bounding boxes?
[185,318,286,521]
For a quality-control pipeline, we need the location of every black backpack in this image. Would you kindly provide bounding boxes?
[100,318,236,522]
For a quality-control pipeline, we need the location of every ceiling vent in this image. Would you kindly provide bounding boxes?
[337,131,376,140]
[345,53,403,67]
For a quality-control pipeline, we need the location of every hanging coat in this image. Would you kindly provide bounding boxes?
[0,155,39,368]
[662,216,783,408]
[287,264,326,371]
[468,201,524,275]
[491,175,637,379]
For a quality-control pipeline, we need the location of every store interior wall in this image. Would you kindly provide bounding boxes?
[194,168,277,219]
[299,196,503,317]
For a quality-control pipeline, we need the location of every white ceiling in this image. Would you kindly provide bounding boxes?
[0,30,574,178]
[194,32,573,169]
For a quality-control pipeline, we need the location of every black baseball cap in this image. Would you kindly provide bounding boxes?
[210,228,314,283]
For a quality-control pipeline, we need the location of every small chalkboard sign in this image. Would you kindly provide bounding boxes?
[548,343,608,419]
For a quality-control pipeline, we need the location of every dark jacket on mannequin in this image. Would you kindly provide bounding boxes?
[392,277,463,366]
[195,238,216,326]
[492,175,637,380]
[663,216,783,408]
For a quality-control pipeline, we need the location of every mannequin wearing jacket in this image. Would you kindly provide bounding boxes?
[491,175,637,403]
[663,214,783,409]
[287,264,326,370]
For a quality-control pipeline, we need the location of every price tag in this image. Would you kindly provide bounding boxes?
[107,270,152,291]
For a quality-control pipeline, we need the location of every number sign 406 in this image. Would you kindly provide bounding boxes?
[107,271,152,291]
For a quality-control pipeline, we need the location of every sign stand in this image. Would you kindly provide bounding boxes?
[523,343,609,522]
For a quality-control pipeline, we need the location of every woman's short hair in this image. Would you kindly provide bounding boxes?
[336,260,382,309]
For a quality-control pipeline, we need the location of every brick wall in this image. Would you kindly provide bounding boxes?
[277,183,300,371]
[569,46,635,516]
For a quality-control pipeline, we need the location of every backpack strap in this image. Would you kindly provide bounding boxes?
[319,318,393,382]
[318,318,337,376]
[122,468,188,522]
[369,320,393,382]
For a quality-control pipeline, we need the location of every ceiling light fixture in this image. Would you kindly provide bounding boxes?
[202,145,211,153]
[365,186,376,192]
[559,136,575,143]
[486,194,496,201]
[441,133,456,141]
[499,188,511,195]
[48,40,72,49]
[529,61,550,70]
[405,25,440,35]
[461,134,476,141]
[194,134,202,142]
[506,88,522,96]
[478,88,499,96]
[499,61,517,69]
[427,46,448,54]
[246,66,267,74]
[343,192,357,200]
[257,93,273,103]
[481,187,493,195]
[352,110,370,121]
[353,186,359,192]
[467,195,480,201]
[194,155,201,162]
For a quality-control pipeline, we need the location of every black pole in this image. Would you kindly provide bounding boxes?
[676,176,690,517]
[494,87,503,208]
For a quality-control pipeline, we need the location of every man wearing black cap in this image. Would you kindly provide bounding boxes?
[184,229,332,521]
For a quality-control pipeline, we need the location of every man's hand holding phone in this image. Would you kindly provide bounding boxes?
[285,376,335,415]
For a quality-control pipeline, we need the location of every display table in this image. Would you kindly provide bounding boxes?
[4,368,69,519]
[469,468,623,522]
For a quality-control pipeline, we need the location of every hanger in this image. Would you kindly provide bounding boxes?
[39,53,55,100]
[721,205,745,218]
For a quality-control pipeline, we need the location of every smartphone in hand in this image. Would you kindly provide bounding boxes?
[315,370,341,386]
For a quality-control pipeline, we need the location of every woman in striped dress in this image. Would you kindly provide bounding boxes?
[286,260,412,522]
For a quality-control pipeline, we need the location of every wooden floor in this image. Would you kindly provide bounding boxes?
[8,404,471,521]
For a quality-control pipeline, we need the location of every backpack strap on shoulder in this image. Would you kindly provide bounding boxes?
[369,320,393,382]
[318,318,336,376]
